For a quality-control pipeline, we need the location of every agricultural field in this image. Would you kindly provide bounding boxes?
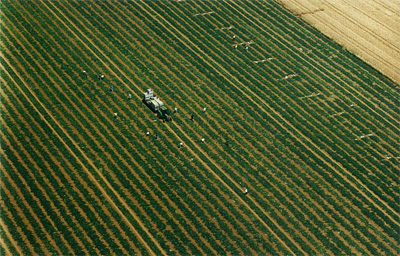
[1,0,399,255]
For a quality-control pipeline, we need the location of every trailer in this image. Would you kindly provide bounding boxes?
[143,89,172,121]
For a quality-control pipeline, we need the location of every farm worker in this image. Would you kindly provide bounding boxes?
[225,139,229,145]
[155,134,159,140]
[179,142,183,148]
[82,70,87,76]
[114,113,118,118]
[245,45,249,52]
[128,93,132,99]
[101,75,105,80]
[110,85,114,91]
[174,107,178,113]
[201,138,205,143]
[232,35,236,41]
[244,188,248,194]
[146,131,150,136]
[190,114,194,121]
[98,73,102,80]
[203,107,207,113]
[234,43,238,49]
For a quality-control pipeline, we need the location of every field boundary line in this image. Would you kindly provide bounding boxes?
[0,219,23,256]
[138,1,399,223]
[0,58,164,256]
[41,1,303,254]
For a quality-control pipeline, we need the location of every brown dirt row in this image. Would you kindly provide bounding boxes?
[0,219,23,256]
[189,0,395,218]
[279,0,400,84]
[0,190,37,255]
[50,0,306,252]
[39,1,290,254]
[0,87,126,255]
[0,53,160,256]
[2,5,247,253]
[0,145,64,255]
[0,238,12,256]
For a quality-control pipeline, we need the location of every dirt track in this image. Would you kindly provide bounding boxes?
[279,0,400,84]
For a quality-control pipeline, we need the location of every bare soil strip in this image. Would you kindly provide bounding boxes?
[0,219,23,256]
[279,0,400,84]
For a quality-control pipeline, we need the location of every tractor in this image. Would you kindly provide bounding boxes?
[143,89,172,121]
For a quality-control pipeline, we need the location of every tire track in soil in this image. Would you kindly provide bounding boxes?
[322,0,399,64]
[341,0,400,35]
[280,0,400,83]
[2,7,231,254]
[74,2,319,253]
[0,219,23,256]
[2,9,223,254]
[1,88,124,255]
[0,58,163,256]
[0,239,12,256]
[168,0,399,223]
[91,3,396,251]
[39,1,292,254]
